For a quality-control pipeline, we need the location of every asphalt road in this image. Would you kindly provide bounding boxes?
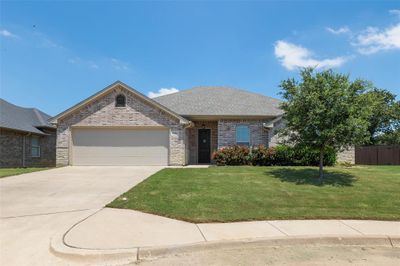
[137,242,400,266]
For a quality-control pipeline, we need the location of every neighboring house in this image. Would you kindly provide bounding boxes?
[0,99,56,168]
[50,81,284,166]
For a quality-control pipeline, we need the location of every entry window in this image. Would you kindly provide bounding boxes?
[236,125,250,146]
[115,94,126,107]
[31,136,40,157]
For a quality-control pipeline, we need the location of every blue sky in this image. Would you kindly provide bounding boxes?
[1,1,399,115]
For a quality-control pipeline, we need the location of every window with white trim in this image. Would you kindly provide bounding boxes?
[31,136,40,157]
[236,125,250,146]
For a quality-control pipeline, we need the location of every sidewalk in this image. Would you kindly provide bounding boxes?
[63,208,400,249]
[50,207,400,264]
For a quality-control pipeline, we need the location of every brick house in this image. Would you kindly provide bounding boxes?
[50,81,285,166]
[0,99,56,168]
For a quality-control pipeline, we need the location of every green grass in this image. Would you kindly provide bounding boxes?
[0,168,49,178]
[107,166,400,223]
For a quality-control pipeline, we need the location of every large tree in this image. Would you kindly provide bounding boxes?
[279,68,372,180]
[375,129,400,144]
[363,88,400,144]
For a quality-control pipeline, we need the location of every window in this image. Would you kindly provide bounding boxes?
[236,125,250,146]
[115,94,126,107]
[31,136,40,157]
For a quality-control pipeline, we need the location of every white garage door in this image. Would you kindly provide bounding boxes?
[72,128,169,166]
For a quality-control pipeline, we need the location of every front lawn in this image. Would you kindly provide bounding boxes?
[0,168,49,178]
[107,166,400,222]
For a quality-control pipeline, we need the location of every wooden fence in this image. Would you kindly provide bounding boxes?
[355,145,400,165]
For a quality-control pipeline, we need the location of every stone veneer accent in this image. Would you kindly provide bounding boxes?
[56,85,186,166]
[0,128,56,167]
[337,147,355,164]
[217,119,269,148]
[268,118,286,147]
[187,121,218,164]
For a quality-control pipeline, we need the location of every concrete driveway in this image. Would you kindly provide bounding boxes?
[0,166,163,266]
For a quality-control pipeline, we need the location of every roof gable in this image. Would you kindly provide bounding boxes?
[50,81,189,124]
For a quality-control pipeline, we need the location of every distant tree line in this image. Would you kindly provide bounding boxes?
[364,88,400,145]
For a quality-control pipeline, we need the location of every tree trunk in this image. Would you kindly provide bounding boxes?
[319,148,324,181]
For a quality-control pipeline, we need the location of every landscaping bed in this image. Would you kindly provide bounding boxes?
[108,166,400,222]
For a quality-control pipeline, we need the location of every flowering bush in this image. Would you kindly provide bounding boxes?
[212,144,336,166]
[212,145,251,166]
[251,145,276,166]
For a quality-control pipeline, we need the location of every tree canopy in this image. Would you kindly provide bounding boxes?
[363,88,400,144]
[279,68,373,179]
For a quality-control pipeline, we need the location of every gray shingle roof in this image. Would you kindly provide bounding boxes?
[0,99,54,135]
[153,86,283,117]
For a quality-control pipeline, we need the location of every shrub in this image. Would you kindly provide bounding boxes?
[251,145,276,166]
[212,144,337,166]
[293,145,336,166]
[212,145,251,166]
[273,145,296,166]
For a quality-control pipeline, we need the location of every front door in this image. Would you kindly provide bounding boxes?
[198,129,211,163]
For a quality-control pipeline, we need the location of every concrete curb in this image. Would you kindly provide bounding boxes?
[50,233,400,264]
[49,233,138,266]
[137,236,399,261]
[49,208,400,264]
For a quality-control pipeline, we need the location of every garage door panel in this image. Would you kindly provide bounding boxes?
[72,128,169,166]
[73,130,168,147]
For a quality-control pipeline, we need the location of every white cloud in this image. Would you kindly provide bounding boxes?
[68,56,132,71]
[110,58,130,71]
[0,29,18,38]
[148,88,179,98]
[389,9,400,17]
[90,63,99,69]
[274,40,348,70]
[354,23,400,54]
[326,26,350,35]
[67,57,80,64]
[32,32,64,49]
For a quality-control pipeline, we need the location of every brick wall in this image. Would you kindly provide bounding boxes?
[0,128,56,168]
[56,85,186,166]
[187,121,218,164]
[0,129,23,167]
[217,119,269,148]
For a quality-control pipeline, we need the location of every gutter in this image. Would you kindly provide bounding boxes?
[0,126,47,136]
[262,115,283,129]
[182,121,194,129]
